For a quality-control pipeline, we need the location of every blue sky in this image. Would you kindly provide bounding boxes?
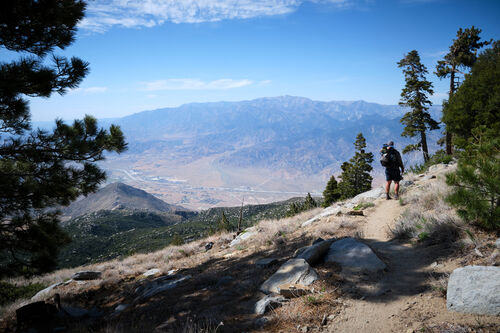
[19,0,500,121]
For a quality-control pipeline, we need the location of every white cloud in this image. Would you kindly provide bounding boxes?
[141,78,254,91]
[68,86,108,94]
[79,0,351,32]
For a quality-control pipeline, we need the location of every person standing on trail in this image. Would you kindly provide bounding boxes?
[380,141,404,200]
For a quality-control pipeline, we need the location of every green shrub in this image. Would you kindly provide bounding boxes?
[0,281,46,306]
[407,150,453,174]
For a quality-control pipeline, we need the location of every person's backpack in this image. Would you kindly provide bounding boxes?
[380,149,397,167]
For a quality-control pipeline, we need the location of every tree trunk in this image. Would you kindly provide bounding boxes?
[421,130,430,162]
[446,68,456,155]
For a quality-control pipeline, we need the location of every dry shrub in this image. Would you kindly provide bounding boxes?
[389,208,462,245]
[268,287,342,331]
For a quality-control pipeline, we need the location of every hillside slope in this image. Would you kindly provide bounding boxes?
[3,164,499,332]
[62,182,187,220]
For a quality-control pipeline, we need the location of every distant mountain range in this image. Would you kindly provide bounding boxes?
[107,96,442,173]
[35,96,443,208]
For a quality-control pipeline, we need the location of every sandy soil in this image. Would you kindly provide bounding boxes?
[325,198,500,333]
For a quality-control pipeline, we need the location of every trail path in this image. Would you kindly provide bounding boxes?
[327,199,432,332]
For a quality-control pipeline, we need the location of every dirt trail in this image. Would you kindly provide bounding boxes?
[327,199,429,332]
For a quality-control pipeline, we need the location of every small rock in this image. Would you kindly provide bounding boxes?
[424,174,437,180]
[301,325,309,332]
[167,269,177,276]
[321,314,327,325]
[256,258,278,268]
[277,283,313,298]
[71,271,102,280]
[255,294,287,315]
[205,242,214,251]
[143,268,161,277]
[216,276,233,288]
[254,316,270,327]
[327,314,336,321]
[114,304,129,313]
[346,210,364,216]
[474,248,484,257]
[495,238,500,249]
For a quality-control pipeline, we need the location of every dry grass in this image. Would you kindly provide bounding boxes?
[388,177,464,245]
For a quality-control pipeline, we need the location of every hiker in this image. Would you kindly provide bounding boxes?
[380,141,404,200]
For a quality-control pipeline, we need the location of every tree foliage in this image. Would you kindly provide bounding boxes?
[444,42,500,230]
[217,211,231,231]
[304,192,317,210]
[435,26,491,155]
[398,50,439,162]
[446,129,499,230]
[442,41,500,148]
[338,133,373,199]
[0,0,127,277]
[322,175,340,207]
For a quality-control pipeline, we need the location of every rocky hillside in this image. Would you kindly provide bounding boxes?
[62,182,188,220]
[2,163,499,333]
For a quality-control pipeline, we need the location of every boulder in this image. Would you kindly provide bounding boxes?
[400,180,414,187]
[135,275,191,301]
[301,206,342,227]
[254,294,287,315]
[256,258,278,268]
[260,258,318,294]
[230,228,256,247]
[350,187,385,204]
[296,239,334,266]
[31,282,64,300]
[447,265,500,315]
[71,271,102,280]
[143,268,161,277]
[325,238,386,272]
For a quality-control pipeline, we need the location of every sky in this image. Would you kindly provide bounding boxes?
[11,0,500,121]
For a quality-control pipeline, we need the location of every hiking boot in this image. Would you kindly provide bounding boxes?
[386,193,391,200]
[394,194,399,200]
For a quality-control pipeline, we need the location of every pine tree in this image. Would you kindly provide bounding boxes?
[446,129,499,230]
[304,192,317,210]
[218,211,231,231]
[322,175,340,207]
[435,26,490,155]
[0,1,127,277]
[444,42,500,230]
[398,50,439,163]
[442,41,500,148]
[338,133,374,199]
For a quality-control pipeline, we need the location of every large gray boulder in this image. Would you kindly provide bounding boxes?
[325,238,386,272]
[296,239,335,266]
[447,266,500,315]
[260,258,318,294]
